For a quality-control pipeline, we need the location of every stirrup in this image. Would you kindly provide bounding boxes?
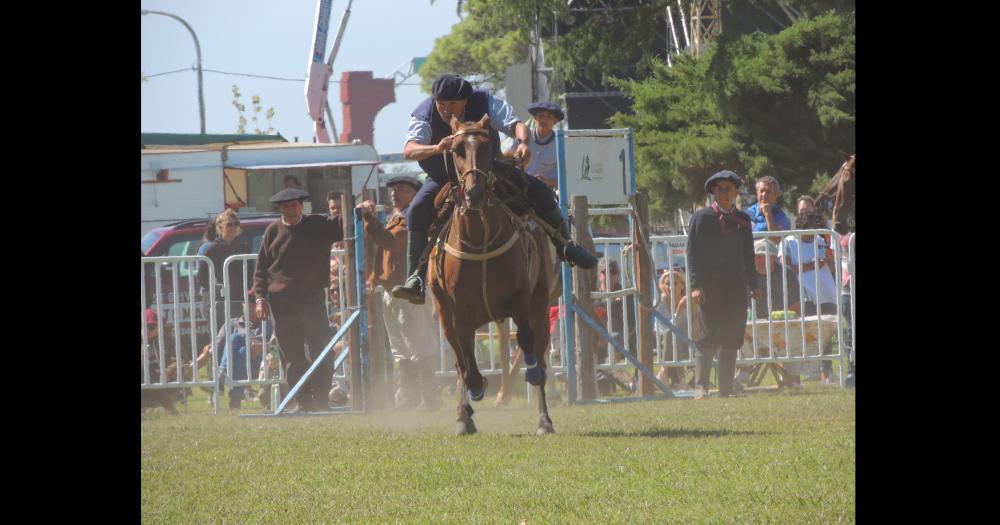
[391,274,425,305]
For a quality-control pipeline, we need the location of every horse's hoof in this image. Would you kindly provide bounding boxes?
[455,420,478,435]
[536,425,555,435]
[525,367,546,386]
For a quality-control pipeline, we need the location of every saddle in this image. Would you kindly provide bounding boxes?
[425,160,534,246]
[426,162,542,292]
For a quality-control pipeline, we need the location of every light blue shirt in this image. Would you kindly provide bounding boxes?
[524,128,558,182]
[404,95,521,146]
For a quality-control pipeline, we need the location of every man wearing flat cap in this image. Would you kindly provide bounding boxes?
[252,187,344,412]
[510,101,564,189]
[393,74,597,304]
[686,170,762,399]
[356,174,441,410]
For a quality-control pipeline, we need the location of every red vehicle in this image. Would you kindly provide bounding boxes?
[142,214,280,359]
[142,213,279,258]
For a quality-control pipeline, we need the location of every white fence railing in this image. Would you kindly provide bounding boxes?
[141,256,220,408]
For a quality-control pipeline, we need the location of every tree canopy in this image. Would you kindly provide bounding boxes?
[612,9,854,218]
[423,1,855,220]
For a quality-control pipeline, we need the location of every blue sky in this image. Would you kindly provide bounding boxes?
[141,0,461,154]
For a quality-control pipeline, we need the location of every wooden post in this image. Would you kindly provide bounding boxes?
[630,193,656,396]
[359,188,389,410]
[571,196,598,400]
[341,193,364,411]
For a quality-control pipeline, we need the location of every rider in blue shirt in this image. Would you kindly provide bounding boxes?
[391,75,597,304]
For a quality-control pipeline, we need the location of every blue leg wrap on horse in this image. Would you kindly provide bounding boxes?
[524,352,545,386]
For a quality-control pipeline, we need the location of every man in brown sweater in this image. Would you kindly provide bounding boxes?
[253,188,343,412]
[358,174,441,411]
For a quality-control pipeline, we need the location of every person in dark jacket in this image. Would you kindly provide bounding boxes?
[686,170,763,398]
[253,188,344,413]
[201,209,254,301]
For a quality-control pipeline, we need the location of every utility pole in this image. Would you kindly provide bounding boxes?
[141,10,205,134]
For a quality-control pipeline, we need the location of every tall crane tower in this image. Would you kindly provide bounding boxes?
[690,0,723,57]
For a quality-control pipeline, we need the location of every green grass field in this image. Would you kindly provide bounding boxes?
[141,383,854,524]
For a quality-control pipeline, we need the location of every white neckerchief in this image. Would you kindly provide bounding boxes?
[281,215,303,227]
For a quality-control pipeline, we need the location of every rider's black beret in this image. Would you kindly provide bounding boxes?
[431,75,473,101]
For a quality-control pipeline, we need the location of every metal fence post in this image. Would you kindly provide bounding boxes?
[354,205,369,412]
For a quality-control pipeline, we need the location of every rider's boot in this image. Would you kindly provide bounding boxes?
[391,231,429,305]
[537,208,598,270]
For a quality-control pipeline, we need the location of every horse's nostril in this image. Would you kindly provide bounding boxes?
[468,186,484,203]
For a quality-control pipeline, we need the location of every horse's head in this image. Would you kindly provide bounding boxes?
[450,114,495,211]
[842,154,855,181]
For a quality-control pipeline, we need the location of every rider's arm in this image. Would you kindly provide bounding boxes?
[403,139,449,161]
[487,96,526,141]
[487,96,531,162]
[402,117,451,161]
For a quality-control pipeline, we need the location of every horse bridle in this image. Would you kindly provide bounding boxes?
[449,127,496,211]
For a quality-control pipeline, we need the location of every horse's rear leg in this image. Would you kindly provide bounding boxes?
[531,290,555,434]
[516,321,546,387]
[495,320,520,407]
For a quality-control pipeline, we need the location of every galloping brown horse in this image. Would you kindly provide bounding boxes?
[429,114,557,435]
[816,154,855,232]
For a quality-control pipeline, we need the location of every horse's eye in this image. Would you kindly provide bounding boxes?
[453,142,465,155]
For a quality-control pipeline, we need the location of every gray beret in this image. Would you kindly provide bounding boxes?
[704,170,742,194]
[431,75,473,101]
[526,101,564,121]
[269,188,311,204]
[384,174,422,192]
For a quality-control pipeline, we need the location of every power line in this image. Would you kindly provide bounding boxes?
[142,66,422,85]
[144,67,192,79]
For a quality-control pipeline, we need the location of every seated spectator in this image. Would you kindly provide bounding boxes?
[745,176,791,242]
[141,309,188,414]
[592,258,637,393]
[737,239,804,389]
[215,294,267,411]
[796,195,835,256]
[655,269,693,390]
[779,210,840,384]
[796,195,817,217]
[751,240,803,319]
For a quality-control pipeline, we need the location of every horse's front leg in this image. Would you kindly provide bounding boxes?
[440,318,484,435]
[455,384,477,436]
